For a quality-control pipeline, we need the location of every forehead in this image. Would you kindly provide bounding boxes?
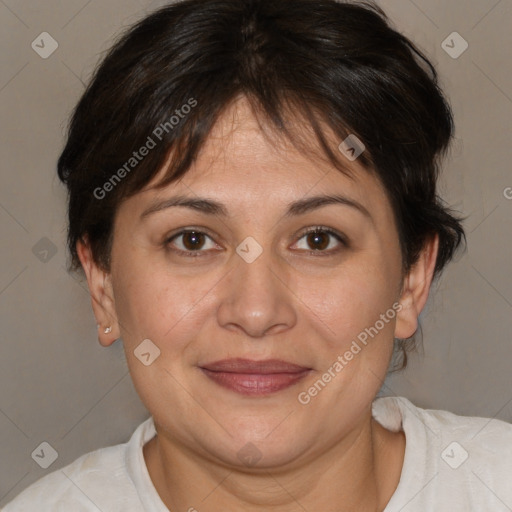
[115,96,398,239]
[148,96,386,207]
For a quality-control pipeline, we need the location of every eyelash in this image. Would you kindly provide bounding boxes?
[164,226,348,258]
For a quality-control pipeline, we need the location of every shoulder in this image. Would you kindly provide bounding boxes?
[374,395,512,457]
[2,444,128,511]
[398,396,512,461]
[2,417,154,512]
[413,398,512,491]
[374,396,512,510]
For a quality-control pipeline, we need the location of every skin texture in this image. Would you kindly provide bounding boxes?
[78,96,438,511]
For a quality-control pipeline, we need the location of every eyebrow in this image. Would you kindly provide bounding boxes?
[140,194,372,222]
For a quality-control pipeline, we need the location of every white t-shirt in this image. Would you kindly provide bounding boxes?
[3,396,512,511]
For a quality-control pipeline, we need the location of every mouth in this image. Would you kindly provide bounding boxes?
[199,358,312,396]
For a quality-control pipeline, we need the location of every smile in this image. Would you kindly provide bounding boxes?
[199,358,312,396]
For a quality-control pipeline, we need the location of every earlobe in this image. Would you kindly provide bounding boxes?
[394,234,439,339]
[76,238,120,347]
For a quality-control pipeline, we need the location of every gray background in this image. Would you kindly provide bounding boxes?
[0,0,511,506]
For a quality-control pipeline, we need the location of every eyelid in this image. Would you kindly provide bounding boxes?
[164,226,216,243]
[292,225,348,253]
[164,225,348,258]
[297,225,348,244]
[164,227,222,257]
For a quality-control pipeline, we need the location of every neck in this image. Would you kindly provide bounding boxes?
[143,412,405,512]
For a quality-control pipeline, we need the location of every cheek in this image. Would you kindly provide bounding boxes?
[111,263,217,406]
[296,260,400,354]
[112,255,222,351]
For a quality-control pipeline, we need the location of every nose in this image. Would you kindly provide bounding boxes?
[216,247,297,338]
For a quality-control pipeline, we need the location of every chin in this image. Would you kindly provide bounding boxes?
[196,416,313,470]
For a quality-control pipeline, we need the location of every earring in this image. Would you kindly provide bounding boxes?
[104,326,112,334]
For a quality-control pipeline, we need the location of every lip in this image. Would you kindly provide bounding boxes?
[201,358,311,374]
[199,358,312,396]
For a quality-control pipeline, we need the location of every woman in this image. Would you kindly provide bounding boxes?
[4,0,511,510]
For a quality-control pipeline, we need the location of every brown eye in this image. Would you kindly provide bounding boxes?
[294,227,347,254]
[306,231,330,251]
[166,230,218,256]
[181,231,206,250]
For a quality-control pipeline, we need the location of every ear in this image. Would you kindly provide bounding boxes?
[394,234,439,339]
[76,237,120,347]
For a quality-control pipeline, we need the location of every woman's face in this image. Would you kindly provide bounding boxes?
[89,97,430,469]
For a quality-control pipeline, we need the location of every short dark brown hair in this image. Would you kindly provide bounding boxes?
[57,0,466,370]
